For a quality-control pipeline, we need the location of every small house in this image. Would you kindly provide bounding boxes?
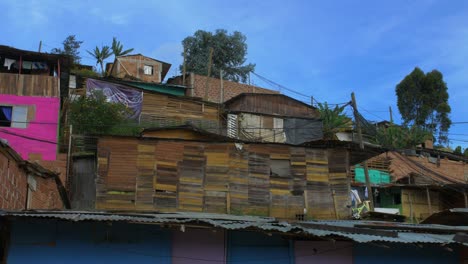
[223,93,323,144]
[107,54,171,83]
[0,45,69,161]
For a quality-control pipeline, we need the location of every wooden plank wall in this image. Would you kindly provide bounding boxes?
[141,92,220,128]
[96,137,352,220]
[401,189,441,223]
[0,73,59,97]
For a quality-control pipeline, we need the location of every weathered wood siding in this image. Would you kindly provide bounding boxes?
[141,92,220,128]
[225,94,320,118]
[96,137,351,220]
[0,72,59,97]
[401,188,442,223]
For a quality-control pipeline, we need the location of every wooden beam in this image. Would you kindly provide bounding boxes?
[426,187,433,215]
[204,47,214,100]
[351,92,374,211]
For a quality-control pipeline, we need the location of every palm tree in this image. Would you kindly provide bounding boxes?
[87,46,113,76]
[317,102,352,140]
[111,37,134,58]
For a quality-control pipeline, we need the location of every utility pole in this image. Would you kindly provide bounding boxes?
[204,47,214,101]
[182,45,186,85]
[220,69,224,103]
[38,40,42,53]
[351,92,374,211]
[310,96,314,107]
[389,106,393,123]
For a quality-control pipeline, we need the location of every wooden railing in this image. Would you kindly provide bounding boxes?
[0,72,59,97]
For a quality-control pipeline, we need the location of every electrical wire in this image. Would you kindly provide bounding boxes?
[0,129,57,145]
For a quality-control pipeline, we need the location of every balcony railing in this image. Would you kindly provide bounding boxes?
[0,72,59,97]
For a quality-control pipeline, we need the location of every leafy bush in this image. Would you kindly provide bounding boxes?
[68,91,131,135]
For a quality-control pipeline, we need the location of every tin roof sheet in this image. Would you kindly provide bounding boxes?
[1,210,465,245]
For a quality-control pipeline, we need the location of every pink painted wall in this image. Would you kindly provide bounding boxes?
[0,95,59,161]
[172,228,225,264]
[295,241,353,264]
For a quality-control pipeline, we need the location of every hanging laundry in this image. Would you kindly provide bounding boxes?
[3,58,15,70]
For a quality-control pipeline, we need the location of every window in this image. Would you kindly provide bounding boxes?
[0,106,12,127]
[0,105,28,128]
[143,65,153,75]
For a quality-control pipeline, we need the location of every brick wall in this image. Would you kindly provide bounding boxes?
[0,151,27,209]
[168,74,279,103]
[0,148,65,210]
[29,176,63,209]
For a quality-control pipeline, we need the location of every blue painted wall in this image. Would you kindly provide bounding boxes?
[228,231,293,264]
[8,219,172,264]
[354,243,460,264]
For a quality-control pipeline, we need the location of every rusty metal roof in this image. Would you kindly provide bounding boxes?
[1,210,465,245]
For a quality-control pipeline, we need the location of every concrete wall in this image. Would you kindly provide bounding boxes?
[0,95,59,161]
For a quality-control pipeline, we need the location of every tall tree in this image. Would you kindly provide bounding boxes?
[396,67,451,144]
[454,146,462,155]
[464,148,468,157]
[181,29,255,83]
[87,46,113,75]
[111,37,134,58]
[51,35,83,65]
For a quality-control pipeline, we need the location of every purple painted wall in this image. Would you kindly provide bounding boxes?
[172,228,225,264]
[295,241,353,264]
[0,95,59,161]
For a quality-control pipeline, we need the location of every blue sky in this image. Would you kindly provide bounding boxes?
[2,0,468,149]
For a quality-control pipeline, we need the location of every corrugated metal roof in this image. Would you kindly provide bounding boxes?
[1,210,466,245]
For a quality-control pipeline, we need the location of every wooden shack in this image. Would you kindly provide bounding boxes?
[86,78,221,129]
[352,150,468,222]
[107,54,171,83]
[91,127,381,220]
[223,93,323,144]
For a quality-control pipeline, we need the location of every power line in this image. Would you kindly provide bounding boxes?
[0,129,57,145]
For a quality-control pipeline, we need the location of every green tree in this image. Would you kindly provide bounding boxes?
[454,146,463,155]
[87,46,113,75]
[68,91,130,134]
[111,37,134,58]
[464,148,468,157]
[317,102,352,140]
[181,29,255,83]
[396,67,451,144]
[375,125,432,149]
[51,35,83,65]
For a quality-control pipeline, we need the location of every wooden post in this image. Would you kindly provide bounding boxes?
[351,92,374,211]
[66,125,73,191]
[409,193,414,223]
[389,106,393,123]
[204,47,214,101]
[182,46,186,85]
[220,69,224,103]
[426,187,433,215]
[464,191,468,208]
[19,55,22,75]
[190,72,195,97]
